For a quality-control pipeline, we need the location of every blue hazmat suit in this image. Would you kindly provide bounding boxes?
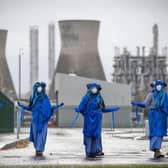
[132,80,168,151]
[75,82,120,157]
[18,82,64,153]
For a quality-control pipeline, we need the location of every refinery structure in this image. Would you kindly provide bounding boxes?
[1,22,168,104]
[0,30,16,100]
[0,21,168,128]
[112,24,168,100]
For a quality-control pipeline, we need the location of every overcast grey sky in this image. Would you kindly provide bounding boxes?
[0,0,168,94]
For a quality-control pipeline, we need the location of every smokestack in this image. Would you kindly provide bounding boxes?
[48,23,55,81]
[162,47,168,56]
[165,47,168,56]
[142,46,145,56]
[114,46,120,57]
[123,47,128,55]
[136,46,140,56]
[29,26,39,89]
[152,24,159,56]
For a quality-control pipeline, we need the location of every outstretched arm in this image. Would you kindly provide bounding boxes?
[17,102,31,111]
[51,102,64,112]
[131,102,146,108]
[131,93,153,108]
[102,107,120,113]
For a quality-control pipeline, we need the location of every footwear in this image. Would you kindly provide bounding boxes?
[36,151,43,157]
[159,154,165,158]
[96,151,104,156]
[154,150,164,159]
[87,153,96,158]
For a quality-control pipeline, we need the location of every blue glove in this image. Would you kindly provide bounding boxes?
[18,101,23,108]
[51,102,64,111]
[111,107,120,111]
[0,103,3,108]
[131,101,145,108]
[17,101,31,111]
[59,102,64,107]
[102,107,120,113]
[74,107,80,113]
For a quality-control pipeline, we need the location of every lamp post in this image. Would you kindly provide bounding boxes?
[18,49,23,99]
[17,48,23,139]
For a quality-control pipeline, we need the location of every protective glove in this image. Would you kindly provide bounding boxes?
[59,102,64,107]
[74,107,80,113]
[102,107,120,113]
[51,102,64,111]
[17,101,24,108]
[111,107,120,111]
[17,101,31,111]
[131,101,145,108]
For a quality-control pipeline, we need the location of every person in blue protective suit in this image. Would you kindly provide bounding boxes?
[75,82,120,159]
[18,82,64,157]
[131,80,168,159]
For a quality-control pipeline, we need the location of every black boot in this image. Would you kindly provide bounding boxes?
[87,153,96,159]
[36,151,43,157]
[96,151,104,156]
[154,149,164,159]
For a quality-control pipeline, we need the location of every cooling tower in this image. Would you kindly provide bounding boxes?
[0,30,16,99]
[54,20,106,80]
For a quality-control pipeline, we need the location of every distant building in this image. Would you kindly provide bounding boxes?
[48,23,55,82]
[0,30,16,100]
[112,24,168,100]
[29,26,39,89]
[49,73,131,128]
